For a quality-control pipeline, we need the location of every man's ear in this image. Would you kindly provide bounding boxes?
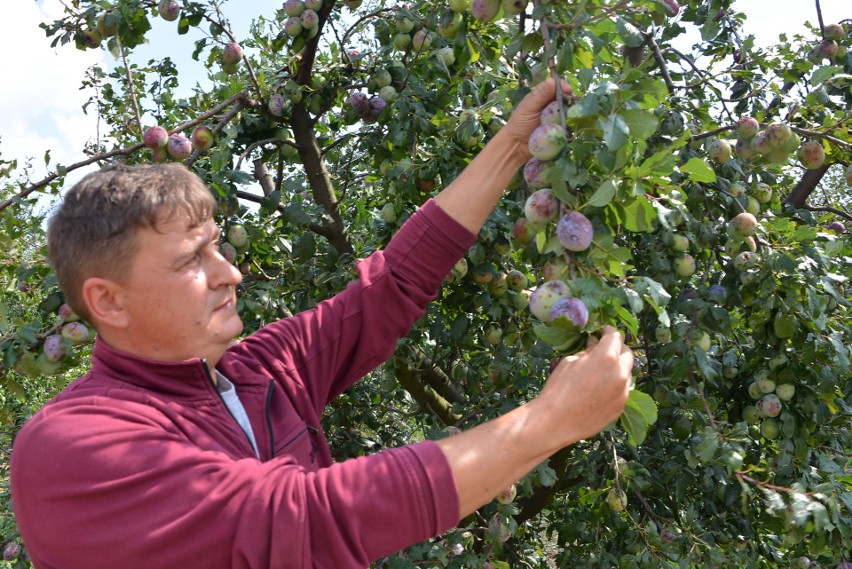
[81,277,130,330]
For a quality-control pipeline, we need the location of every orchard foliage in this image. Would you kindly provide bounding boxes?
[1,0,851,567]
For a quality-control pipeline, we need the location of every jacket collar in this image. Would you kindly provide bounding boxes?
[89,338,222,400]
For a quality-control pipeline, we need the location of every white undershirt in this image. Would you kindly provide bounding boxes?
[216,371,260,458]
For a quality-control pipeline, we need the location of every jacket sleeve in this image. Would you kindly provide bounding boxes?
[235,199,476,413]
[11,398,460,569]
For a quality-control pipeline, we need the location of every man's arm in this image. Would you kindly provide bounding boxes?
[437,327,633,517]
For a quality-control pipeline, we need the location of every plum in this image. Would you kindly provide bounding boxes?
[549,297,589,328]
[529,280,570,321]
[524,189,558,224]
[556,211,593,252]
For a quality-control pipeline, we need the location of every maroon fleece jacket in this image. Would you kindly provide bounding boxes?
[11,199,475,569]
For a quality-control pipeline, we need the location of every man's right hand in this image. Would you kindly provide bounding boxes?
[435,326,633,518]
[534,326,634,447]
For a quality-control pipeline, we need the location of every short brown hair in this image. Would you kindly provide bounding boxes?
[47,163,216,323]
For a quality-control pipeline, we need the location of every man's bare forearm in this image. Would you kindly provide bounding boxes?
[432,128,528,235]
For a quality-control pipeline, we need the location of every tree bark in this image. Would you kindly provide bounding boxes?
[786,164,830,209]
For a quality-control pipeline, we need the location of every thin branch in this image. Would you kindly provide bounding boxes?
[815,0,826,36]
[235,137,298,170]
[789,126,852,150]
[120,44,142,132]
[735,471,816,496]
[802,205,852,223]
[646,34,675,94]
[691,125,736,142]
[1,92,250,212]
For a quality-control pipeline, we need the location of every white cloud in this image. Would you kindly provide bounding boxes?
[0,0,102,183]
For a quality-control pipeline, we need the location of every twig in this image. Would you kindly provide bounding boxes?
[120,44,142,132]
[789,126,852,150]
[815,0,826,36]
[646,34,675,94]
[235,137,298,170]
[691,125,736,142]
[1,92,250,212]
[802,205,852,223]
[735,471,816,496]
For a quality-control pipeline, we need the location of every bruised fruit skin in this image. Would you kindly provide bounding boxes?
[707,139,732,163]
[158,0,180,21]
[61,322,90,344]
[284,0,306,16]
[506,270,528,291]
[751,182,772,204]
[523,157,549,188]
[556,211,593,252]
[757,393,782,417]
[43,335,66,363]
[798,140,826,170]
[58,303,79,322]
[220,242,238,264]
[730,212,758,237]
[472,0,501,22]
[764,122,792,149]
[167,134,193,159]
[223,42,244,64]
[497,483,517,504]
[524,189,559,224]
[736,116,760,139]
[529,280,570,321]
[512,217,535,244]
[191,126,214,151]
[301,9,319,30]
[528,123,568,161]
[549,297,589,328]
[143,125,169,149]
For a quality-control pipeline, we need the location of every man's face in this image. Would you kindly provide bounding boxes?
[115,213,244,366]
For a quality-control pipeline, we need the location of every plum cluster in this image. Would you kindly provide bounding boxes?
[513,87,598,334]
[142,125,215,162]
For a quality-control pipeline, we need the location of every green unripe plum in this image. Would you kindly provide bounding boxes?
[775,383,795,401]
[668,232,690,252]
[742,405,760,424]
[730,212,758,238]
[673,253,696,277]
[760,418,780,439]
[655,326,671,343]
[606,488,627,512]
[506,270,528,291]
[228,224,249,248]
[748,380,763,400]
[485,324,503,345]
[768,352,788,371]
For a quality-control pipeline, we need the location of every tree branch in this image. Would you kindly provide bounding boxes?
[786,164,830,209]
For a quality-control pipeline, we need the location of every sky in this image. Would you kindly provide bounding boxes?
[0,0,847,194]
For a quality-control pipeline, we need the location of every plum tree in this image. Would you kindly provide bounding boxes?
[2,1,851,568]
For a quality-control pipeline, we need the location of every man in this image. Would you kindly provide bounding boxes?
[10,78,632,568]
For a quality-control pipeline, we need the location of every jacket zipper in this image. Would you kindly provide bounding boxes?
[265,383,275,459]
[201,360,259,459]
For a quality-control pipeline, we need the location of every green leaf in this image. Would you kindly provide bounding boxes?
[679,157,717,183]
[634,150,677,178]
[619,196,657,232]
[586,179,617,208]
[810,65,843,86]
[532,324,574,347]
[600,113,630,150]
[774,313,797,338]
[620,390,658,446]
[621,109,659,141]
